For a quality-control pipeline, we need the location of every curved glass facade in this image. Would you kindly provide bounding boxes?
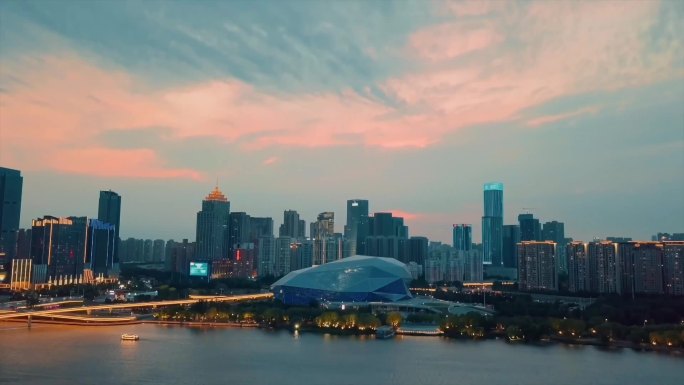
[271,255,412,305]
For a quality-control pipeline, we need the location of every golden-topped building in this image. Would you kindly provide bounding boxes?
[205,185,228,202]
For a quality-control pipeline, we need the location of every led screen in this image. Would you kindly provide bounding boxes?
[189,262,209,276]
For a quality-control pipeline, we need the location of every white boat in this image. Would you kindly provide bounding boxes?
[121,334,139,341]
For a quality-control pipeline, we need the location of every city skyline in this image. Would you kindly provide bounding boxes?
[1,1,683,243]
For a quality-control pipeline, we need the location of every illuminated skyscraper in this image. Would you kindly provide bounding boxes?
[195,185,230,260]
[97,190,121,263]
[30,216,86,282]
[482,183,503,266]
[452,224,472,252]
[344,199,369,255]
[0,167,23,263]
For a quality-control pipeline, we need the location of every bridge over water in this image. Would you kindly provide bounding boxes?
[0,293,274,325]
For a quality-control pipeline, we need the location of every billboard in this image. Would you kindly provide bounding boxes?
[189,262,209,277]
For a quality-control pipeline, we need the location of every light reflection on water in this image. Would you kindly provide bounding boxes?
[0,324,682,385]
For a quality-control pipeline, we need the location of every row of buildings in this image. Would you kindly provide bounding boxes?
[517,240,684,296]
[7,190,122,289]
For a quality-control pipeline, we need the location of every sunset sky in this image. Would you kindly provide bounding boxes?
[1,0,682,242]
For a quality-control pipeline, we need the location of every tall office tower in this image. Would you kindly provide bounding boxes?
[0,167,23,263]
[618,242,664,295]
[298,219,306,238]
[228,212,251,253]
[452,224,472,251]
[369,212,408,238]
[567,242,589,292]
[279,210,304,238]
[662,241,684,296]
[274,236,292,276]
[542,221,566,272]
[152,239,165,262]
[249,217,274,240]
[587,241,620,294]
[85,219,116,276]
[257,235,276,277]
[97,190,121,263]
[502,225,520,268]
[30,216,86,283]
[16,228,31,259]
[517,241,557,291]
[482,182,503,266]
[409,236,429,265]
[344,199,369,255]
[518,213,541,241]
[195,185,230,260]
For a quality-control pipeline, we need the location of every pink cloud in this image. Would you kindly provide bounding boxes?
[262,156,280,166]
[1,0,680,180]
[382,210,423,221]
[52,148,203,180]
[410,25,502,61]
[525,106,600,128]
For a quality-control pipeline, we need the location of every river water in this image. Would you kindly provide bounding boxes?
[0,324,682,385]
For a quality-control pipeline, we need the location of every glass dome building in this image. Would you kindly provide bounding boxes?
[271,255,413,306]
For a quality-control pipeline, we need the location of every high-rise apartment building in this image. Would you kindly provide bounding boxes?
[587,241,620,294]
[97,190,121,263]
[618,242,663,295]
[274,236,292,276]
[195,186,230,260]
[663,241,684,296]
[542,221,566,272]
[517,241,557,291]
[344,199,369,255]
[0,167,23,263]
[311,212,334,239]
[257,235,276,277]
[452,224,472,251]
[482,183,503,266]
[567,242,589,292]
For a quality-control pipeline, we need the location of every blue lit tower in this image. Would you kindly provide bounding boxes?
[482,182,503,266]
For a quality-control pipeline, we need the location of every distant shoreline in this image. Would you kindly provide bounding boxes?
[3,318,683,356]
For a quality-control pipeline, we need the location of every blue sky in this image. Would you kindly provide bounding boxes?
[1,0,682,242]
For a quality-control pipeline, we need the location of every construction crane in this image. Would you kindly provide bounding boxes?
[521,207,537,214]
